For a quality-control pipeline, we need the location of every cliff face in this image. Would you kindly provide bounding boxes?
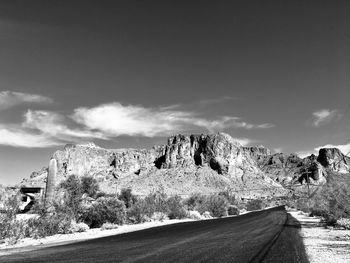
[159,133,259,175]
[317,148,350,173]
[22,133,287,198]
[22,133,349,198]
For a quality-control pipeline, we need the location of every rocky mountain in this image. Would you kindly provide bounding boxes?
[22,133,287,199]
[21,133,349,199]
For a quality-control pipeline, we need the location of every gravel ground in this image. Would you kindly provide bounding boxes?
[290,211,350,263]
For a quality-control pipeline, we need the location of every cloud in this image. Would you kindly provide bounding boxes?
[72,102,274,137]
[315,143,350,156]
[0,127,61,148]
[297,142,350,158]
[296,150,317,158]
[235,138,253,146]
[23,110,106,140]
[0,110,107,148]
[273,148,283,154]
[0,91,53,110]
[312,109,342,127]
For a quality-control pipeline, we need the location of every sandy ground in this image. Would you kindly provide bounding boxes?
[290,211,350,263]
[0,218,194,256]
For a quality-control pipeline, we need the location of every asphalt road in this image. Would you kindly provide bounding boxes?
[0,206,309,263]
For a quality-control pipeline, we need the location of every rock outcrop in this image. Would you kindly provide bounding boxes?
[22,133,349,199]
[22,133,287,199]
[317,148,350,173]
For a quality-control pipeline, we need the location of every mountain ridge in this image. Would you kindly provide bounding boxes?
[21,133,350,199]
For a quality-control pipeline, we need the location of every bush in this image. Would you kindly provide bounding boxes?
[198,195,229,217]
[118,188,137,208]
[310,208,329,218]
[127,199,150,224]
[166,195,187,219]
[26,212,73,238]
[185,193,205,211]
[68,221,89,233]
[246,199,265,211]
[150,212,169,221]
[0,195,24,243]
[311,173,350,220]
[81,196,126,228]
[336,218,350,229]
[59,175,83,219]
[227,205,240,216]
[187,210,202,220]
[143,191,169,216]
[101,222,119,230]
[296,198,310,213]
[218,190,237,205]
[202,211,212,219]
[81,176,99,198]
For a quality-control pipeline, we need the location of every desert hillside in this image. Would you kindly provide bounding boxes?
[20,133,350,199]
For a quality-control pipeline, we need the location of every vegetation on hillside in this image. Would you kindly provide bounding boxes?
[1,178,251,244]
[296,171,350,227]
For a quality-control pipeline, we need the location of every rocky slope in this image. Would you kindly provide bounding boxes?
[22,133,287,199]
[21,133,350,199]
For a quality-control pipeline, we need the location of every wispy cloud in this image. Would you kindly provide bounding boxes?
[0,127,61,148]
[0,91,53,110]
[311,109,342,127]
[72,102,274,137]
[235,137,253,146]
[23,110,106,140]
[0,101,270,147]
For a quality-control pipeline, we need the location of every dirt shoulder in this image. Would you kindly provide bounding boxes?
[290,211,350,263]
[0,218,194,256]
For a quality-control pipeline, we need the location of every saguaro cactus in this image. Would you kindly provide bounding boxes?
[45,157,57,211]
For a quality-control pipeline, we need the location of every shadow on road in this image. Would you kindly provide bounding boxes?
[260,213,310,263]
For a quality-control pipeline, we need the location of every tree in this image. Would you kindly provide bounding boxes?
[59,175,83,219]
[118,188,137,208]
[81,176,99,198]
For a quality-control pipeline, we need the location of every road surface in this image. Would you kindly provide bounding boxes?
[0,206,309,263]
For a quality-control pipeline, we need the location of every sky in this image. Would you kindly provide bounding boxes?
[0,0,349,185]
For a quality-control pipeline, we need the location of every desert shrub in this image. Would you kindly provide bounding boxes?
[101,222,119,230]
[296,198,310,213]
[187,210,202,220]
[118,188,137,208]
[68,221,89,233]
[0,195,23,242]
[202,211,212,219]
[311,173,350,220]
[336,218,350,229]
[81,176,99,198]
[166,195,187,219]
[198,194,229,217]
[247,199,265,211]
[143,191,168,216]
[310,208,329,218]
[150,212,169,221]
[218,190,237,205]
[127,199,150,224]
[185,193,205,211]
[227,205,240,216]
[26,212,73,238]
[59,175,83,219]
[81,196,126,228]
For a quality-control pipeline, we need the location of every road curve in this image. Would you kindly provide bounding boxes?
[0,206,309,263]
